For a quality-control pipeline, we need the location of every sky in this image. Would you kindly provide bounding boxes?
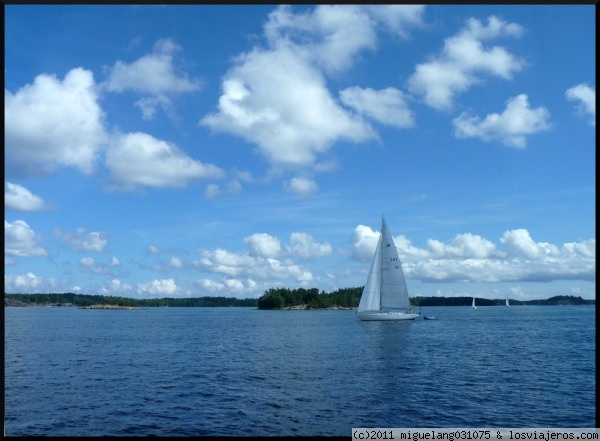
[4,4,596,301]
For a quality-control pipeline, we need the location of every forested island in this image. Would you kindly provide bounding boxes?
[4,290,594,309]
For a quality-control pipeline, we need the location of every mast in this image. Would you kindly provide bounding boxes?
[379,216,385,310]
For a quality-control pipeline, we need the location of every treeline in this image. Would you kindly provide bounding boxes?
[257,287,362,309]
[5,291,593,309]
[4,293,258,308]
[411,295,594,306]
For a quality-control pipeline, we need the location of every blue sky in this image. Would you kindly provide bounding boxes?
[5,5,595,300]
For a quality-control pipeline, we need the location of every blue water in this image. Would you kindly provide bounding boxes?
[4,305,596,436]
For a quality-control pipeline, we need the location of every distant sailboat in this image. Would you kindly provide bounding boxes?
[472,297,477,309]
[356,216,420,321]
[506,298,511,307]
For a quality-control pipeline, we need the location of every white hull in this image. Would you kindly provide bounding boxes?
[357,311,420,321]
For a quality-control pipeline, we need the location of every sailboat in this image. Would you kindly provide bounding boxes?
[472,297,477,309]
[506,298,510,307]
[357,216,420,321]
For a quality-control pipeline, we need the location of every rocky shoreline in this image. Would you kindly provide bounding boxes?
[283,304,355,310]
[79,304,140,310]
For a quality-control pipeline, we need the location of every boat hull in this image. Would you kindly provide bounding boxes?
[357,311,420,321]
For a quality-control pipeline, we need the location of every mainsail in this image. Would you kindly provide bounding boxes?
[357,217,412,313]
[379,217,411,310]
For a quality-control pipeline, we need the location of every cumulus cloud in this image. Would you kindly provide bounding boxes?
[105,278,133,294]
[408,15,525,110]
[5,220,48,257]
[453,94,551,147]
[351,224,594,283]
[286,232,332,259]
[201,5,425,170]
[352,224,427,263]
[198,277,258,295]
[106,132,224,190]
[340,86,414,128]
[79,256,121,274]
[137,278,178,296]
[201,49,374,168]
[363,5,425,38]
[194,248,312,283]
[285,177,319,197]
[427,233,502,259]
[244,233,281,258]
[5,68,107,177]
[565,83,595,125]
[5,182,47,211]
[103,38,201,120]
[55,228,108,252]
[5,272,43,291]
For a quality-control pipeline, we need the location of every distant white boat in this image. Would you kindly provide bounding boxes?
[506,298,511,307]
[472,297,477,309]
[356,216,420,321]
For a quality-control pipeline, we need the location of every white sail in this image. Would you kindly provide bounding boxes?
[506,298,510,307]
[472,297,476,309]
[357,234,382,313]
[357,216,419,321]
[380,217,411,310]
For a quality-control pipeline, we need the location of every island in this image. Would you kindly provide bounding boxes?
[79,304,140,310]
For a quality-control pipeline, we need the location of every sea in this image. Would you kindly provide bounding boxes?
[4,305,596,436]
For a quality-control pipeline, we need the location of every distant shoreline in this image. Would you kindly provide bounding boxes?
[4,292,594,309]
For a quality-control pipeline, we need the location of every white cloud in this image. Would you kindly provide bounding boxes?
[200,5,426,170]
[5,68,107,177]
[106,132,224,190]
[55,228,107,252]
[137,278,178,296]
[285,177,319,197]
[500,228,560,260]
[352,224,381,262]
[244,233,281,258]
[426,233,502,259]
[408,15,524,110]
[103,38,201,120]
[5,272,43,291]
[265,6,424,73]
[351,224,594,283]
[5,182,46,211]
[5,220,48,257]
[566,83,595,125]
[264,5,377,74]
[286,232,332,259]
[453,94,551,147]
[201,49,375,168]
[79,256,122,274]
[340,86,414,128]
[148,245,160,255]
[170,257,183,268]
[194,248,312,283]
[107,279,133,294]
[364,5,425,38]
[198,277,258,295]
[80,256,103,273]
[352,224,428,263]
